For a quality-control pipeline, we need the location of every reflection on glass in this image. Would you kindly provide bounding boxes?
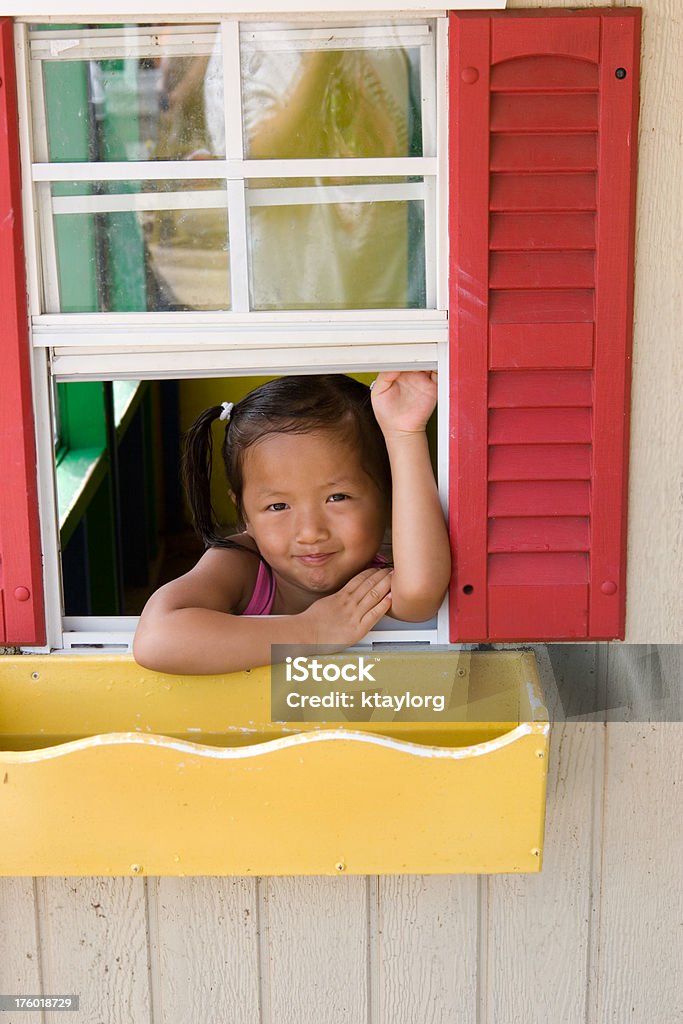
[145,203,230,311]
[43,47,223,162]
[49,183,229,313]
[247,192,425,310]
[239,46,421,160]
[234,32,426,310]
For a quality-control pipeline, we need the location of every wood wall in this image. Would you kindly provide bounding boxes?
[0,1,680,1019]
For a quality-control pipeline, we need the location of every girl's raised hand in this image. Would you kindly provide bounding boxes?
[300,567,392,646]
[370,370,437,436]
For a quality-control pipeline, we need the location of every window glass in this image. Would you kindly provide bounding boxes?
[234,21,431,310]
[246,180,425,310]
[45,182,229,312]
[35,33,223,162]
[239,40,424,160]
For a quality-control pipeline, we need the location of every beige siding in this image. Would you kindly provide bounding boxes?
[597,724,682,1022]
[152,877,261,1022]
[0,879,41,1020]
[38,877,151,1020]
[627,0,683,642]
[375,875,479,1022]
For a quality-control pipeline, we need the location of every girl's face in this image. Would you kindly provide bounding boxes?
[240,430,388,605]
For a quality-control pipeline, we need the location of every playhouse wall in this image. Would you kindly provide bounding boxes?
[0,0,680,1015]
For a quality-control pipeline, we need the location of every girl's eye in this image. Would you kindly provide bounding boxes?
[266,502,289,512]
[327,493,349,503]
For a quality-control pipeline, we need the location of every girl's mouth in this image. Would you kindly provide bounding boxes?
[296,553,333,565]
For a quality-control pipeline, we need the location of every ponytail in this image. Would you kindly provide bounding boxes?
[181,406,251,552]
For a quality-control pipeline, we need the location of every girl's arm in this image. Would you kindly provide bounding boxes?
[371,371,451,621]
[248,51,340,160]
[133,547,392,675]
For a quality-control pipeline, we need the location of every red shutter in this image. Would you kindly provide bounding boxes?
[449,9,640,642]
[0,18,45,645]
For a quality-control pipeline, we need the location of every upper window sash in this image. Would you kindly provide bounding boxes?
[22,18,444,320]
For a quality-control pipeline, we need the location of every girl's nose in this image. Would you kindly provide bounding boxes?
[295,508,330,544]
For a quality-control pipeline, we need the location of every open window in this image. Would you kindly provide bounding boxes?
[52,373,443,650]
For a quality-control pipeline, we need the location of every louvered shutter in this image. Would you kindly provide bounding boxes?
[449,9,640,642]
[0,19,45,645]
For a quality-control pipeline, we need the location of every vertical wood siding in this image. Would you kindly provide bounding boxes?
[151,878,260,1021]
[597,725,682,1022]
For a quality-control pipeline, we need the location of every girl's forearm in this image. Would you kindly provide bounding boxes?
[133,607,312,675]
[385,431,451,620]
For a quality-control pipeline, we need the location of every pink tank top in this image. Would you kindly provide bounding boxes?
[242,555,389,616]
[242,560,277,616]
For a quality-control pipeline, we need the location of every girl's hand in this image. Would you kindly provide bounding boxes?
[300,567,392,646]
[370,370,437,437]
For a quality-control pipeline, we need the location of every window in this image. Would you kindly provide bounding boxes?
[12,16,449,650]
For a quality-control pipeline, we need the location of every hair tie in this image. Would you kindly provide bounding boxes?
[219,401,234,423]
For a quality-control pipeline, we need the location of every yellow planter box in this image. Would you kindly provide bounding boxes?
[0,651,549,876]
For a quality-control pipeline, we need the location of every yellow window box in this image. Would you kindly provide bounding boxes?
[0,651,549,876]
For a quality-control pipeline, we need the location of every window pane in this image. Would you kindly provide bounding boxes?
[246,179,426,310]
[47,182,229,312]
[37,31,224,162]
[240,24,431,160]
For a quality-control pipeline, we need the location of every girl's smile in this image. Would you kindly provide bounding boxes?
[240,430,388,607]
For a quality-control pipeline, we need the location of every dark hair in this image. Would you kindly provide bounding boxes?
[182,375,392,550]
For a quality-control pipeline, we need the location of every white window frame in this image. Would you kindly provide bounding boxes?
[7,2,504,19]
[15,14,451,653]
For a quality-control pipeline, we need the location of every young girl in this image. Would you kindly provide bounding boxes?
[133,371,450,674]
